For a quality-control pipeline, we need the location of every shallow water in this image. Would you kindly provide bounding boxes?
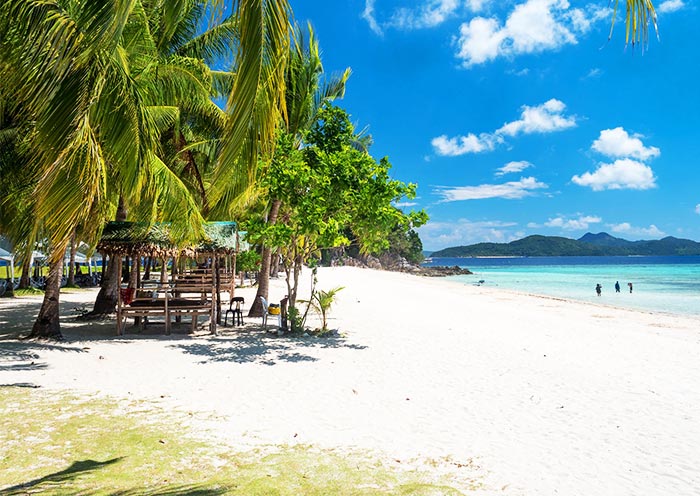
[424,256,700,316]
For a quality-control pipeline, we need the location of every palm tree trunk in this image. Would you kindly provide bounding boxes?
[86,197,127,316]
[67,230,77,286]
[28,254,63,340]
[19,251,31,289]
[249,199,281,317]
[143,257,151,280]
[270,247,281,277]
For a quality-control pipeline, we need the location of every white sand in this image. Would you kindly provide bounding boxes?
[2,266,700,494]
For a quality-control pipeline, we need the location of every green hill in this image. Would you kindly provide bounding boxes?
[430,232,700,257]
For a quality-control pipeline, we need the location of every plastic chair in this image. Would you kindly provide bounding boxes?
[259,296,281,330]
[224,296,245,326]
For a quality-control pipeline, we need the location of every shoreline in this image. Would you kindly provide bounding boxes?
[2,266,700,494]
[445,277,700,320]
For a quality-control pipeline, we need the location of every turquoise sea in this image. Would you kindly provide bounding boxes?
[423,256,700,317]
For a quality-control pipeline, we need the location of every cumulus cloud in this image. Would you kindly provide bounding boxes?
[544,214,602,230]
[433,99,575,156]
[658,0,685,13]
[496,99,576,136]
[608,222,665,238]
[431,133,500,155]
[417,218,519,250]
[571,158,656,191]
[496,160,532,176]
[436,176,547,201]
[592,127,660,161]
[455,0,609,66]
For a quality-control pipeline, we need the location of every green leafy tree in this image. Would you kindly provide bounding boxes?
[247,22,350,317]
[256,105,427,323]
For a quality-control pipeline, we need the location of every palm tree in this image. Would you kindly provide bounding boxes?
[248,22,350,317]
[0,0,291,339]
[300,286,344,332]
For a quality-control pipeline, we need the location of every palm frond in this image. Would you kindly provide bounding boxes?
[177,14,238,65]
[610,0,658,45]
[210,0,290,218]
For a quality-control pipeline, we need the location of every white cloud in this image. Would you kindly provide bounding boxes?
[436,176,547,201]
[418,218,519,250]
[431,133,499,155]
[496,160,532,176]
[508,67,530,76]
[695,204,700,215]
[496,99,576,136]
[544,214,602,230]
[608,222,665,238]
[584,67,602,79]
[394,201,419,207]
[658,0,685,13]
[366,0,485,33]
[591,127,660,161]
[571,158,656,191]
[362,0,383,35]
[466,0,490,12]
[389,0,462,30]
[432,99,575,156]
[455,0,610,66]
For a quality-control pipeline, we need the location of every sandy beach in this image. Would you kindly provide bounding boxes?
[2,266,700,495]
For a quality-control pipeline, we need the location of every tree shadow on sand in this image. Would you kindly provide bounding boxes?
[171,330,367,366]
[0,340,88,376]
[0,457,228,495]
[0,298,43,340]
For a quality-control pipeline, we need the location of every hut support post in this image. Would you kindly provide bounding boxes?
[210,257,218,335]
[215,256,222,326]
[116,257,123,335]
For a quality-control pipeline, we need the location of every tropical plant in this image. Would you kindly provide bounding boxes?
[300,286,344,332]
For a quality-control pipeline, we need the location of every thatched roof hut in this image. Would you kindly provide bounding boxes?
[97,221,238,258]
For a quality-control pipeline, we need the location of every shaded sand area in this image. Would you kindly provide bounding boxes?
[2,266,700,494]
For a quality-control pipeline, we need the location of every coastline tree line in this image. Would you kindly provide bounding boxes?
[0,0,657,340]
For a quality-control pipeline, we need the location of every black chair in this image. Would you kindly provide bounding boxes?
[224,296,245,326]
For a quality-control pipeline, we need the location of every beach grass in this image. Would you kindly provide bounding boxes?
[0,387,469,495]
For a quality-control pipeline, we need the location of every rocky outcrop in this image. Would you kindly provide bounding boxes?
[330,253,472,277]
[414,265,473,277]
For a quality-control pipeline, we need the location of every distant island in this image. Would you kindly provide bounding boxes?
[429,232,700,257]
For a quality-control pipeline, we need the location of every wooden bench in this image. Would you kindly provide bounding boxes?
[116,287,212,335]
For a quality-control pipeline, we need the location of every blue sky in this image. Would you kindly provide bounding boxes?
[288,0,699,251]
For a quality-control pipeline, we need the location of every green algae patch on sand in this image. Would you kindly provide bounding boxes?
[0,388,476,495]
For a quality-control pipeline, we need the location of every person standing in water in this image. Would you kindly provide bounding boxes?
[615,281,621,293]
[628,282,633,293]
[596,283,602,296]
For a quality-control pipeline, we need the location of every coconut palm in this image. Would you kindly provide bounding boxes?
[299,286,344,332]
[0,0,291,339]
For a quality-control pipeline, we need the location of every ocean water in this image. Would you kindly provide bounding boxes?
[423,256,700,316]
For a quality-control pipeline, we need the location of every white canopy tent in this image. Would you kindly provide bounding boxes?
[0,247,15,285]
[64,247,97,276]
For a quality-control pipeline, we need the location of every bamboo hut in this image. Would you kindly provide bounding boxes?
[97,221,238,335]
